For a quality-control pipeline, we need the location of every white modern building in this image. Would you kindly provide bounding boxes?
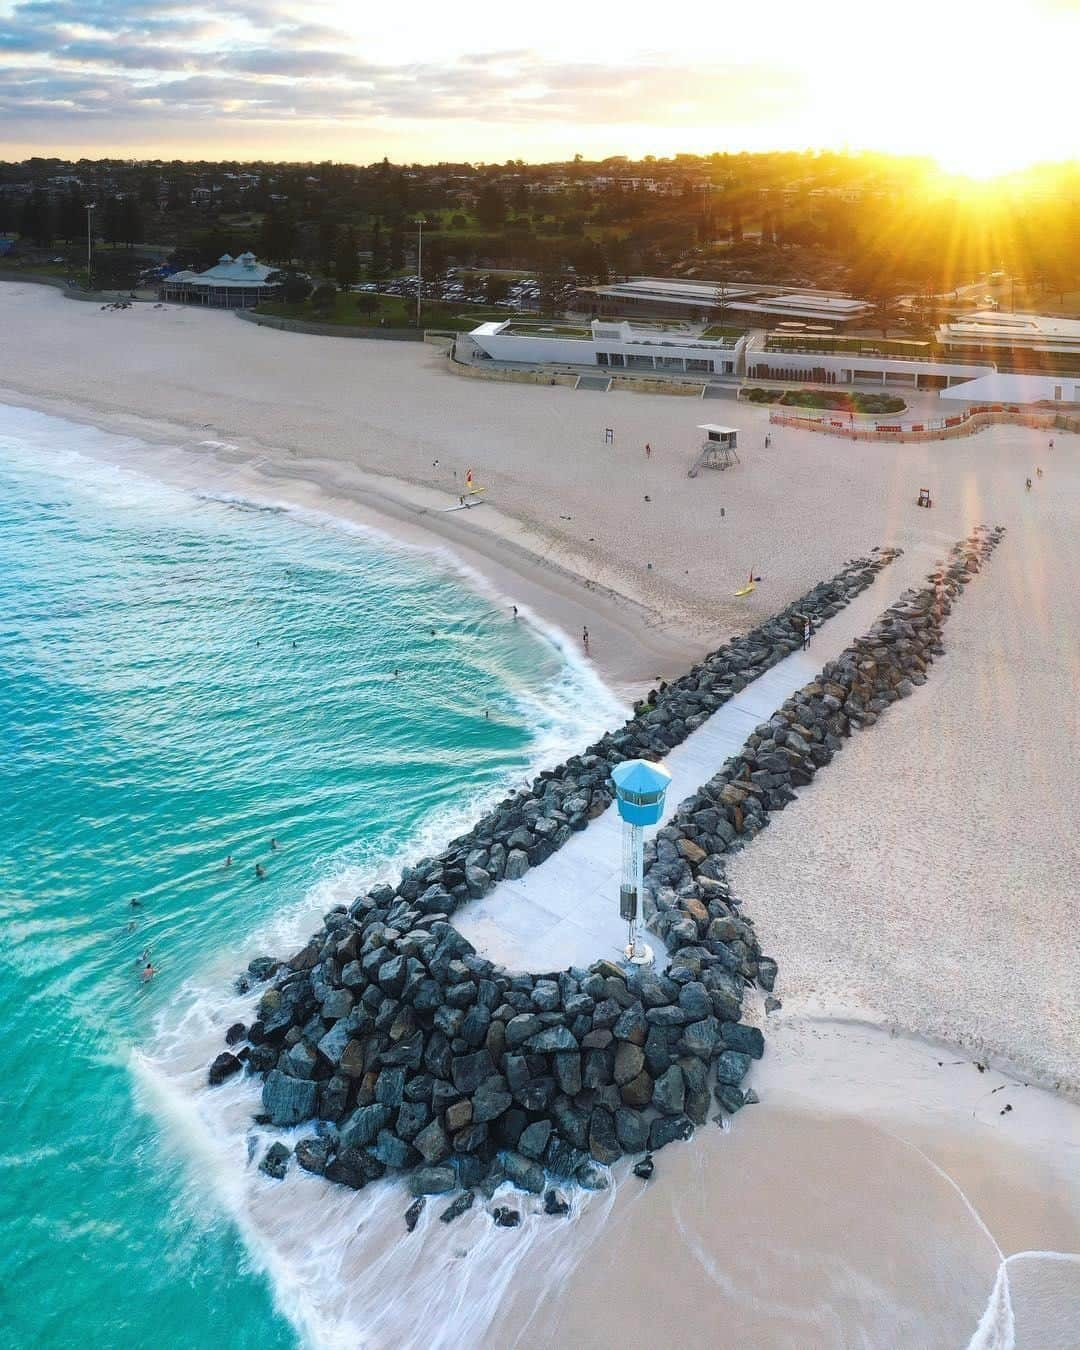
[578,277,874,327]
[937,311,1080,363]
[160,252,281,308]
[467,319,745,377]
[743,334,993,391]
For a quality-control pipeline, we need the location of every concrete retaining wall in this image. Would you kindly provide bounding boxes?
[236,310,423,341]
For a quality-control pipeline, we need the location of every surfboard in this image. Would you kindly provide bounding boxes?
[733,581,756,596]
[440,500,487,513]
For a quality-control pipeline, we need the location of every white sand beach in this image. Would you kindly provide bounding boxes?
[3,282,1077,1346]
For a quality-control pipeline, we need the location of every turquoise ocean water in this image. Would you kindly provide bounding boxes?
[0,404,620,1348]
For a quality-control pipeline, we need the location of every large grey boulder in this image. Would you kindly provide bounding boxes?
[652,1064,686,1116]
[501,1151,546,1194]
[262,1069,317,1126]
[504,849,529,880]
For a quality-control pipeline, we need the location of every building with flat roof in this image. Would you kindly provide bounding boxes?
[937,311,1080,366]
[466,318,744,377]
[160,252,281,308]
[464,320,1001,395]
[578,277,873,327]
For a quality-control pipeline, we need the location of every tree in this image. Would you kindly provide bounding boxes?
[335,225,359,290]
[310,282,337,314]
[317,219,336,277]
[369,218,387,280]
[58,186,85,244]
[120,195,142,248]
[266,269,312,304]
[19,189,52,247]
[537,249,564,315]
[475,184,506,231]
[484,273,510,304]
[259,210,296,265]
[389,224,404,272]
[102,194,124,246]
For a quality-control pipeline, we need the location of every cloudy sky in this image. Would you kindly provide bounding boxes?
[1,0,1078,172]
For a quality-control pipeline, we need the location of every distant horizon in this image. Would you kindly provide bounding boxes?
[3,0,1078,181]
[2,146,1078,184]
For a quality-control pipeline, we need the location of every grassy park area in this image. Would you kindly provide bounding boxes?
[256,292,488,331]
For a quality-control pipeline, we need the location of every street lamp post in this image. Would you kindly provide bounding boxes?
[414,216,427,327]
[85,203,95,288]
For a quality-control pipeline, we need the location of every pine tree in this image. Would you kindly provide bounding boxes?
[120,195,142,247]
[102,195,124,246]
[369,218,387,280]
[389,224,404,272]
[59,186,85,243]
[317,219,335,277]
[335,226,358,290]
[19,189,52,247]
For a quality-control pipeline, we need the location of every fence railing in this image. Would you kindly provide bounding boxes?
[770,403,1080,442]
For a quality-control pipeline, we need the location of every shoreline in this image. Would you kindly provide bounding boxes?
[0,379,702,697]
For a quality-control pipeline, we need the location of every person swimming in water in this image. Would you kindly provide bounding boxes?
[141,962,156,983]
[224,855,232,868]
[129,897,141,908]
[255,863,266,879]
[270,838,279,851]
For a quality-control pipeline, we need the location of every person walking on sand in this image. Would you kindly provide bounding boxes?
[802,618,812,651]
[1036,466,1043,478]
[1026,477,1032,491]
[645,442,652,459]
[582,626,590,655]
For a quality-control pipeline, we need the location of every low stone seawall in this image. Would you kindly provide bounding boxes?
[206,552,905,1207]
[235,310,424,341]
[207,534,1009,1220]
[445,349,709,397]
[446,356,578,389]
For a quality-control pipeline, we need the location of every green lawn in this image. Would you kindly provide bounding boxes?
[701,325,748,340]
[256,291,489,332]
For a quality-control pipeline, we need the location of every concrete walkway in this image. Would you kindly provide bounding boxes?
[454,548,931,973]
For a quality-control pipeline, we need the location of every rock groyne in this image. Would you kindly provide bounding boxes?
[208,534,1003,1219]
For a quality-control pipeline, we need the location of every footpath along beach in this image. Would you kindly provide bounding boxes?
[1,281,1077,1347]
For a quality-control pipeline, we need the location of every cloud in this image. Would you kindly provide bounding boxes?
[0,0,804,136]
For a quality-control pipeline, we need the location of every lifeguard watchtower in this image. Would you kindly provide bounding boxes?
[611,758,672,965]
[689,424,740,476]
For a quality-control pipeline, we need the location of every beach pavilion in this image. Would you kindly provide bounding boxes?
[159,252,281,308]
